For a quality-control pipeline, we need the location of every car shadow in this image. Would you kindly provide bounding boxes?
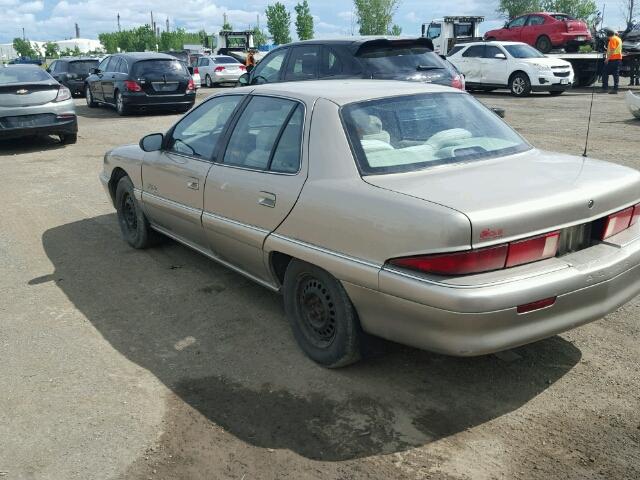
[38,215,582,461]
[0,135,66,154]
[74,103,186,119]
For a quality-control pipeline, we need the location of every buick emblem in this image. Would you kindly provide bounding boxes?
[588,199,595,209]
[16,89,28,95]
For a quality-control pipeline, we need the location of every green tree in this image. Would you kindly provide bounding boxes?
[294,0,314,40]
[389,24,402,35]
[12,38,36,57]
[222,20,233,31]
[266,2,292,45]
[352,0,400,35]
[44,42,59,58]
[497,0,597,20]
[497,0,540,19]
[252,26,268,47]
[73,46,81,56]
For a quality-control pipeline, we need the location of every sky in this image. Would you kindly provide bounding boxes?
[0,0,626,44]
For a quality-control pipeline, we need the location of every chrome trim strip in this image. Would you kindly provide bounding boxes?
[142,190,202,215]
[202,211,270,235]
[269,233,381,270]
[150,223,279,292]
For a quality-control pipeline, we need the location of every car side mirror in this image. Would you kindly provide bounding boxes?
[491,107,506,118]
[140,133,164,152]
[495,53,507,60]
[504,22,509,29]
[237,73,250,86]
[90,68,100,74]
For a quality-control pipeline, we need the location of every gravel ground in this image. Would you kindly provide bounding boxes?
[0,85,639,480]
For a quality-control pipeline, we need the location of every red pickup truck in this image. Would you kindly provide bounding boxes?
[484,12,592,53]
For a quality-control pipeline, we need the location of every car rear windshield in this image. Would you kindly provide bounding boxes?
[504,44,545,58]
[0,67,51,84]
[552,14,574,21]
[215,57,239,64]
[342,93,530,175]
[357,44,445,73]
[132,60,188,77]
[68,60,99,74]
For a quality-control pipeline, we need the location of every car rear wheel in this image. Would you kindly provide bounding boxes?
[535,35,552,53]
[115,176,154,249]
[115,91,128,116]
[283,260,362,368]
[509,72,531,97]
[205,74,213,88]
[60,133,77,144]
[85,85,97,108]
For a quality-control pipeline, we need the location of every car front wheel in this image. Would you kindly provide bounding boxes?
[509,72,531,97]
[115,176,154,249]
[86,85,97,108]
[283,260,362,368]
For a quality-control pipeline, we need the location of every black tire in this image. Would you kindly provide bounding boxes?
[115,90,128,116]
[115,176,154,249]
[564,44,579,53]
[509,72,531,97]
[535,35,552,53]
[85,85,97,108]
[205,74,213,88]
[60,133,77,144]
[283,260,362,368]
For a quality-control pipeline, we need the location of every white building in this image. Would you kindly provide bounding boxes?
[0,38,103,61]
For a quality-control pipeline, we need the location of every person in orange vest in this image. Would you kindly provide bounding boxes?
[602,28,623,94]
[245,49,256,73]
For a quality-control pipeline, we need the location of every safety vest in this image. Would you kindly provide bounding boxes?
[608,35,622,60]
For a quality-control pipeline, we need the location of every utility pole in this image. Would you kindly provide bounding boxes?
[75,23,80,39]
[117,13,121,32]
[22,27,25,40]
[166,18,170,33]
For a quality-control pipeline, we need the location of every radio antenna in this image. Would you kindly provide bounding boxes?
[583,3,606,157]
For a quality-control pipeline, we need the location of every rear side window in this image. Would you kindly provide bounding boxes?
[104,56,118,72]
[462,45,484,57]
[484,46,504,58]
[358,44,445,72]
[98,57,110,71]
[132,60,188,77]
[68,61,99,74]
[223,96,303,172]
[320,48,344,77]
[447,45,464,56]
[551,14,573,21]
[284,46,320,81]
[508,16,527,28]
[527,15,545,26]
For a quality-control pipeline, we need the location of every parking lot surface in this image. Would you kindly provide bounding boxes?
[1,87,639,480]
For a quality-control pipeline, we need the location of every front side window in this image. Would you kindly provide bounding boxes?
[252,49,287,83]
[98,57,110,72]
[284,46,320,81]
[223,96,303,172]
[342,93,530,175]
[508,16,527,28]
[484,46,504,58]
[168,95,244,159]
[504,44,545,58]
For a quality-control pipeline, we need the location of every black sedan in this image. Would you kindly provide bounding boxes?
[238,37,464,90]
[85,52,196,116]
[46,57,99,96]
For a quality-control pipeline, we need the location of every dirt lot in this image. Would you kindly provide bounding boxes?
[1,85,639,480]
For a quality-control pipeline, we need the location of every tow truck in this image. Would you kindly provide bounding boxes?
[422,16,640,87]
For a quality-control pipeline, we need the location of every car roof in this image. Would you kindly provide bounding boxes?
[236,79,461,106]
[57,57,99,62]
[268,36,435,53]
[458,41,528,47]
[115,52,177,61]
[1,63,43,70]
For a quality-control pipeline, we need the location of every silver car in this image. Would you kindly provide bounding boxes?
[196,55,246,87]
[100,80,640,367]
[0,64,77,144]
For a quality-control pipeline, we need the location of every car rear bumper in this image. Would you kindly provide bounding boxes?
[213,71,243,82]
[121,92,196,109]
[555,33,592,46]
[344,229,640,356]
[0,115,77,140]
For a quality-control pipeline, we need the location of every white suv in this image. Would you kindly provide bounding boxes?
[447,41,574,96]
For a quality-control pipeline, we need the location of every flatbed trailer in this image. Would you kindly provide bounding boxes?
[547,51,640,87]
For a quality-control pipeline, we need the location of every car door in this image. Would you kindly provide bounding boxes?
[203,95,307,282]
[101,56,118,104]
[504,15,528,42]
[522,14,546,46]
[91,57,109,102]
[141,94,246,249]
[250,48,289,84]
[458,45,485,84]
[480,45,510,85]
[198,57,211,84]
[283,45,321,82]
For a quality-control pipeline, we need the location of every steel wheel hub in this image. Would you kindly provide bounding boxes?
[298,277,336,347]
[122,193,137,230]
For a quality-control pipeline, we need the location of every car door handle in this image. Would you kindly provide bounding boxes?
[258,191,276,208]
[187,178,199,190]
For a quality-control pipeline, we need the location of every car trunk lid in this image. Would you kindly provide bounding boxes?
[364,149,640,248]
[0,82,59,107]
[565,19,590,33]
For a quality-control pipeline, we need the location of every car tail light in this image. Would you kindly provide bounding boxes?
[214,66,226,72]
[505,231,560,268]
[601,207,635,239]
[239,65,247,71]
[193,67,199,75]
[186,78,195,91]
[451,74,464,90]
[629,203,640,227]
[389,245,508,275]
[517,297,556,314]
[55,86,71,102]
[124,80,142,92]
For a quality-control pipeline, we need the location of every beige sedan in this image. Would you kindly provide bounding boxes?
[100,80,640,367]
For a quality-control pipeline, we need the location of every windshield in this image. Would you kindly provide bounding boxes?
[426,24,441,39]
[68,60,99,74]
[358,46,445,72]
[132,60,188,77]
[0,66,51,84]
[342,93,530,175]
[504,44,545,58]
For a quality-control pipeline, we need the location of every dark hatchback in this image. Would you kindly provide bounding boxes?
[238,37,464,90]
[47,57,99,96]
[85,52,196,116]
